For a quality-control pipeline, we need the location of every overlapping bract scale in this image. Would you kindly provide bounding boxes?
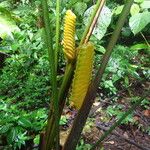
[70,42,95,109]
[63,10,76,60]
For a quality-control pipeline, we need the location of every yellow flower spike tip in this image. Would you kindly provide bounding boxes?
[70,42,95,109]
[63,10,76,61]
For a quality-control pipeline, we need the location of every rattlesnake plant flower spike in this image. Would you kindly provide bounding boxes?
[70,42,95,109]
[63,10,76,61]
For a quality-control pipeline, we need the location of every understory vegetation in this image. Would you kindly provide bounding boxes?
[0,0,149,150]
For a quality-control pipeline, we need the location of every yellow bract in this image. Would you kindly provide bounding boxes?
[70,42,95,109]
[63,10,76,60]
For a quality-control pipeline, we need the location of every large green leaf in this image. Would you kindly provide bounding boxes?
[74,2,87,16]
[0,8,19,39]
[129,11,150,35]
[113,5,124,15]
[130,3,140,16]
[141,0,150,9]
[134,0,144,3]
[84,5,112,40]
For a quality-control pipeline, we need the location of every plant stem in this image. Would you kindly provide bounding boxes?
[140,32,150,47]
[41,0,58,149]
[80,0,105,45]
[42,62,75,149]
[44,0,108,148]
[84,0,105,44]
[55,0,61,71]
[63,0,134,149]
[92,97,144,149]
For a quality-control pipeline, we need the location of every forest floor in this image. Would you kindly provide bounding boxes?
[60,81,150,150]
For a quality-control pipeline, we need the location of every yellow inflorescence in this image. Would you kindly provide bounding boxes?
[70,42,95,109]
[63,10,76,60]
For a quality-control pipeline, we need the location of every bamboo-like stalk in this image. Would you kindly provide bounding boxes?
[55,0,61,70]
[63,0,134,149]
[52,0,61,148]
[41,0,59,149]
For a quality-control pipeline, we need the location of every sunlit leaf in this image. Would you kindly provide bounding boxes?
[130,43,149,50]
[84,5,112,40]
[74,2,87,16]
[130,3,140,16]
[129,11,150,34]
[134,0,144,3]
[113,5,124,15]
[140,0,150,9]
[0,8,19,39]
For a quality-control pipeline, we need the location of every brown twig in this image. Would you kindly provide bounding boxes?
[84,0,105,44]
[96,123,150,150]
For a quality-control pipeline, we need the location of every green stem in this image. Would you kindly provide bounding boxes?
[53,0,61,148]
[80,0,104,45]
[63,0,134,149]
[140,32,150,47]
[43,62,75,149]
[55,0,61,71]
[91,97,144,149]
[41,0,58,149]
[58,62,75,107]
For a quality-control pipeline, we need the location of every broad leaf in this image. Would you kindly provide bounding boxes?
[84,5,112,40]
[141,0,150,9]
[130,3,140,16]
[74,2,87,16]
[129,11,150,35]
[0,8,19,39]
[113,5,124,15]
[134,0,144,3]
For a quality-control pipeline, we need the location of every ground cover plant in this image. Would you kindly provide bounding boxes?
[0,0,150,150]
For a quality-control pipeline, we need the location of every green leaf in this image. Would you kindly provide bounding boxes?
[113,5,124,15]
[7,127,18,144]
[0,1,11,8]
[130,4,140,16]
[18,118,32,128]
[59,116,67,125]
[134,0,144,3]
[0,124,13,134]
[74,2,87,16]
[34,134,40,145]
[140,0,150,9]
[95,45,106,54]
[129,12,150,35]
[130,43,149,50]
[0,8,19,39]
[84,5,112,40]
